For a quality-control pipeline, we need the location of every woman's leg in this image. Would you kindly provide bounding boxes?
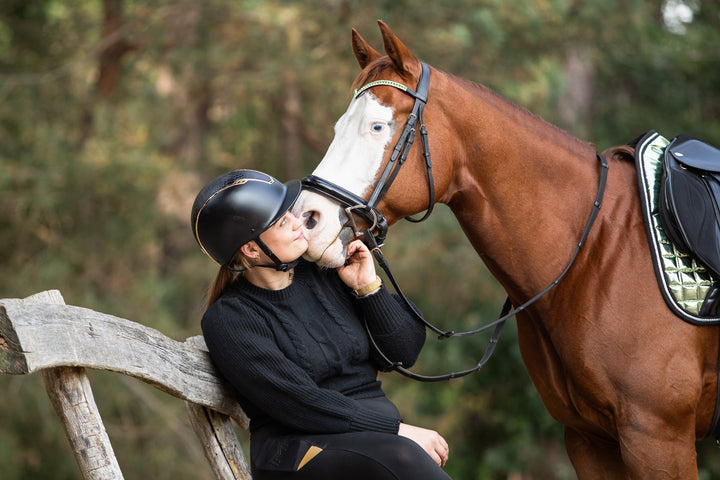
[254,431,452,480]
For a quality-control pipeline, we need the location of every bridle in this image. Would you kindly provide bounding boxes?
[302,62,610,382]
[303,62,434,248]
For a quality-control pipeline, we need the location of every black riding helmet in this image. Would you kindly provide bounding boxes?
[191,169,302,271]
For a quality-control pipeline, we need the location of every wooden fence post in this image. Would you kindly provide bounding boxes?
[184,336,252,479]
[43,366,124,479]
[36,290,124,480]
[186,403,252,480]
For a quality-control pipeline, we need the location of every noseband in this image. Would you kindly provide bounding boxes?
[301,62,610,382]
[302,62,434,246]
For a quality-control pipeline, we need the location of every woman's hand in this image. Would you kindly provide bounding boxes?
[336,239,377,291]
[398,422,449,467]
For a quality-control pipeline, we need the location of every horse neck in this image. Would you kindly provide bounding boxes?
[436,74,600,299]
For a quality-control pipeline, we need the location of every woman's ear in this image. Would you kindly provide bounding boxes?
[240,242,260,259]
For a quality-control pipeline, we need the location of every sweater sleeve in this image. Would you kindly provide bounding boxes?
[202,299,401,435]
[354,286,427,370]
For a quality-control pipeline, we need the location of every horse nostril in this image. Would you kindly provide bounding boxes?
[302,211,318,230]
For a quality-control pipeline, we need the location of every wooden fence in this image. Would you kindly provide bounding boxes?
[0,290,252,479]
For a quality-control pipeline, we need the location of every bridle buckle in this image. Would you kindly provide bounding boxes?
[345,204,377,236]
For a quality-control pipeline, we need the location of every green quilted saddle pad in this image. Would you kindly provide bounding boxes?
[635,130,720,324]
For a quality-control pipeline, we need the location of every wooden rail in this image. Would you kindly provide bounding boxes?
[0,290,252,479]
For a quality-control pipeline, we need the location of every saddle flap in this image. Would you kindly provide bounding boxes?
[660,134,720,281]
[669,135,720,172]
[665,168,720,256]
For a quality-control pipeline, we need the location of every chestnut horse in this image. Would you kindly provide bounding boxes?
[292,21,719,478]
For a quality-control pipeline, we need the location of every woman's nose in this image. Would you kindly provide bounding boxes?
[291,214,304,229]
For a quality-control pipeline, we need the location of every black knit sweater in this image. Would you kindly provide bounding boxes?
[201,259,426,437]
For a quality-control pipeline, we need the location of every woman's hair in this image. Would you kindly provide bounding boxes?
[205,248,254,308]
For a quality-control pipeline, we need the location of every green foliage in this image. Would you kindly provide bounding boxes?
[1,0,719,478]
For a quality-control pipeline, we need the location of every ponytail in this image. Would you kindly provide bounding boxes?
[205,266,235,309]
[204,249,254,309]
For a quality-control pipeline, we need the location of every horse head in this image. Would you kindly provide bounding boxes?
[293,21,453,267]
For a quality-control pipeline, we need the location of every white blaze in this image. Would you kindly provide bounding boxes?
[293,93,395,267]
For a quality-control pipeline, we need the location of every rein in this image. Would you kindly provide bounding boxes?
[301,63,610,381]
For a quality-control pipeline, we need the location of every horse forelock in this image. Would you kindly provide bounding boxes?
[351,57,414,92]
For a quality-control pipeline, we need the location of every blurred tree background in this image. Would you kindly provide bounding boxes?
[1,0,719,478]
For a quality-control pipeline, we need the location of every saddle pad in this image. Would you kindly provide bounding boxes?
[635,130,720,325]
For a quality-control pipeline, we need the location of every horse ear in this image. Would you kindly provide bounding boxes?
[377,20,420,78]
[352,28,382,69]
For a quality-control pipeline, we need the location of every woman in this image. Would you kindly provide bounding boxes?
[191,169,451,479]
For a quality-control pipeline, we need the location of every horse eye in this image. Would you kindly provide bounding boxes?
[371,122,385,134]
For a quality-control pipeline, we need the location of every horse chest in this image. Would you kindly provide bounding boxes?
[515,314,618,435]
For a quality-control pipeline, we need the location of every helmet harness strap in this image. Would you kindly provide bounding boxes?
[253,237,298,272]
[223,236,298,273]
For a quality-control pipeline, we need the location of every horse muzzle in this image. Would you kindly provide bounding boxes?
[301,175,388,247]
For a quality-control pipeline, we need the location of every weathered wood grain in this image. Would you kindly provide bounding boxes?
[187,403,252,480]
[17,290,126,479]
[43,366,125,480]
[184,335,252,479]
[0,290,248,427]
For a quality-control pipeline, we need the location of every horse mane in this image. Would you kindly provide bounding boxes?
[446,70,597,155]
[602,144,636,163]
[353,59,611,159]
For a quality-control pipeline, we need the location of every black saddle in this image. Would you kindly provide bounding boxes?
[659,134,720,281]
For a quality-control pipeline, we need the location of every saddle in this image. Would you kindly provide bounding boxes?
[659,134,720,281]
[634,131,720,324]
